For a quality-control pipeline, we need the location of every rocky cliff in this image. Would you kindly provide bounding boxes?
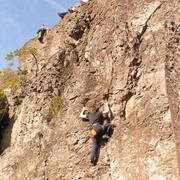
[0,0,179,179]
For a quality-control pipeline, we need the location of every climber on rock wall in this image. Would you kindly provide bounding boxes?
[81,0,89,2]
[57,12,68,19]
[36,24,48,44]
[79,99,112,165]
[68,0,87,13]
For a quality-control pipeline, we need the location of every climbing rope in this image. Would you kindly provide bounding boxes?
[98,0,117,98]
[126,0,142,179]
[96,0,109,97]
[125,0,175,178]
[97,0,142,177]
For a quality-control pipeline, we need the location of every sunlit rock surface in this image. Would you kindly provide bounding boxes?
[0,0,179,179]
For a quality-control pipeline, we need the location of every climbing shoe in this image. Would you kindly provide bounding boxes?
[102,134,110,139]
[90,159,95,166]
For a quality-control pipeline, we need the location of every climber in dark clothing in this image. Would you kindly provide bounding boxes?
[36,24,47,43]
[79,100,111,165]
[57,12,68,19]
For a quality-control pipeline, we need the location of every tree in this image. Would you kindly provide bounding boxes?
[6,47,37,62]
[0,68,19,92]
[6,47,38,76]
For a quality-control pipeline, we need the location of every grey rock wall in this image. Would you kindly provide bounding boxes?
[0,0,179,179]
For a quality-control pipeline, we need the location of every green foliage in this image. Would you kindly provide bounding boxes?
[0,68,20,92]
[18,67,28,75]
[6,47,37,62]
[48,95,64,117]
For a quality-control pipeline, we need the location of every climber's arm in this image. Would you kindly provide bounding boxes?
[102,100,109,115]
[36,30,40,37]
[79,106,87,119]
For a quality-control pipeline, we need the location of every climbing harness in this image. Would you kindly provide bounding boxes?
[91,123,103,137]
[91,129,97,137]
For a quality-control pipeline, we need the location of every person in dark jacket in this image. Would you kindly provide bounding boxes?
[57,12,68,19]
[36,24,47,43]
[79,100,111,165]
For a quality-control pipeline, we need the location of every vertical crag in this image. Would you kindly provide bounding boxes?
[0,115,12,154]
[0,94,10,154]
[165,16,180,174]
[0,0,179,179]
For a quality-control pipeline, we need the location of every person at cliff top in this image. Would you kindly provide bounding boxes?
[57,12,68,19]
[67,0,88,13]
[79,99,112,165]
[36,24,48,44]
[81,0,89,3]
[68,6,76,13]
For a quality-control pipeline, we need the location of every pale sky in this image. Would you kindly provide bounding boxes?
[0,0,80,70]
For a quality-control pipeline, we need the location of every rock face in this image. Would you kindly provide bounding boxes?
[0,0,179,179]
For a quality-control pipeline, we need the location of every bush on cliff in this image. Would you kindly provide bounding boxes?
[6,47,37,62]
[0,68,19,92]
[48,94,64,118]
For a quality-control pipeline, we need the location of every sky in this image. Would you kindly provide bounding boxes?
[0,0,80,70]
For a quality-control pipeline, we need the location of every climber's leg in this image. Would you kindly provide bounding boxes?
[102,123,112,139]
[90,136,101,164]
